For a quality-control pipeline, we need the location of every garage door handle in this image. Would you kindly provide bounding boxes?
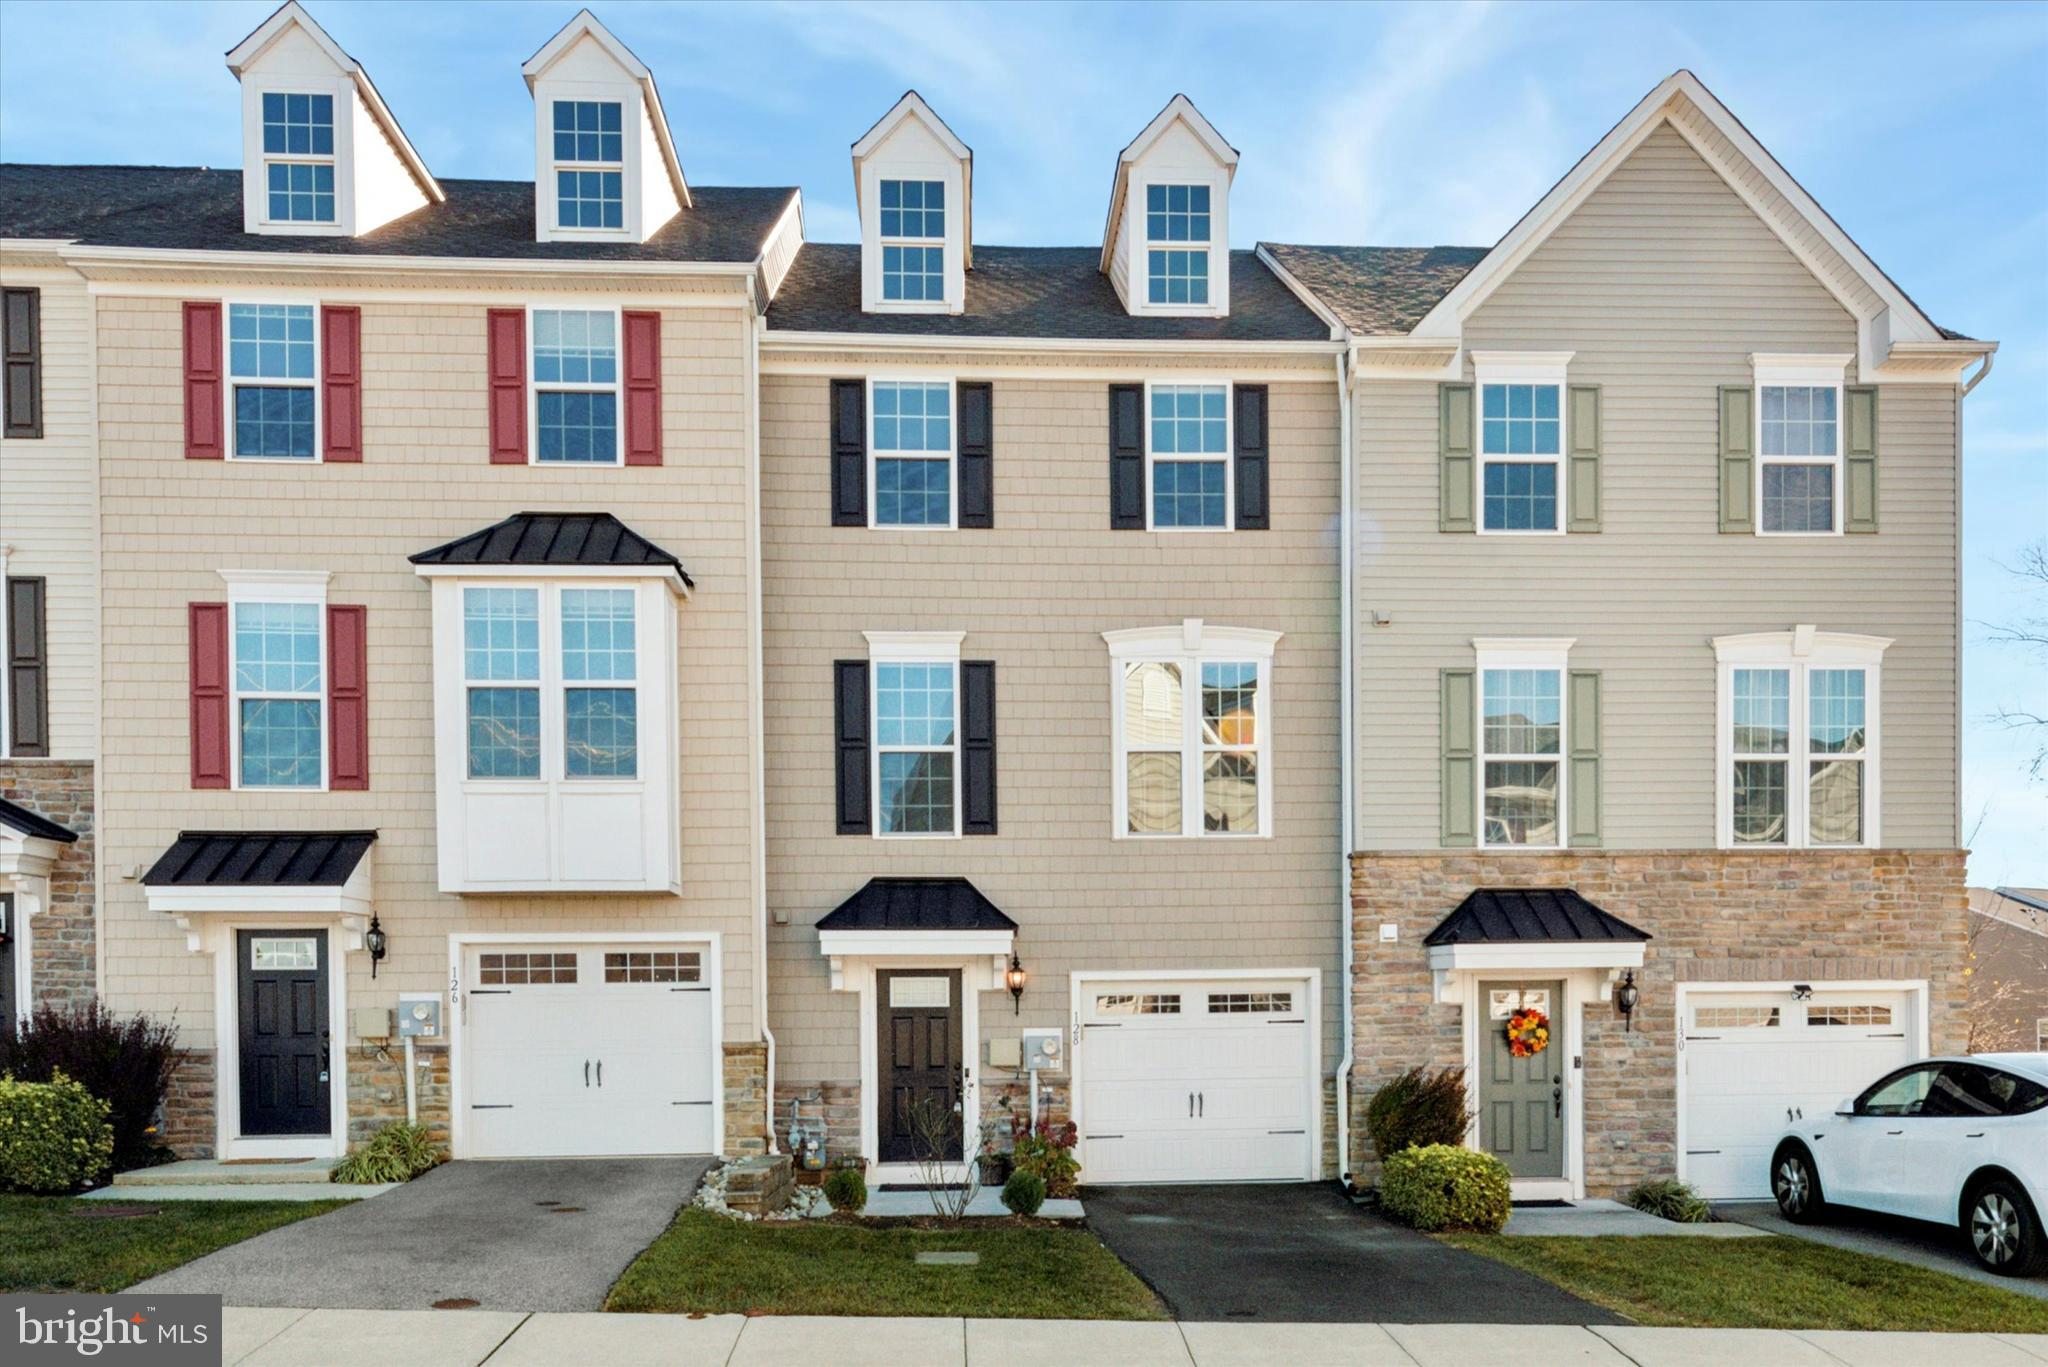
[584,1060,590,1088]
[1885,1129,1902,1136]
[1188,1092,1194,1118]
[597,1060,603,1088]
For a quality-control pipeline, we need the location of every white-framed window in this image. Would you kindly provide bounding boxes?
[867,633,960,838]
[463,587,541,779]
[551,100,624,231]
[462,584,637,781]
[530,307,620,465]
[1144,182,1212,307]
[879,178,945,303]
[1715,627,1887,849]
[1473,353,1571,534]
[227,302,319,461]
[1754,356,1849,536]
[250,936,319,970]
[1146,381,1230,530]
[1105,621,1279,838]
[260,92,336,224]
[870,379,954,528]
[220,570,331,791]
[1476,639,1571,849]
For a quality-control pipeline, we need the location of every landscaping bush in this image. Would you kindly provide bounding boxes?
[1011,1120,1079,1198]
[1365,1066,1472,1160]
[822,1165,867,1214]
[1001,1170,1046,1217]
[331,1123,445,1184]
[0,1071,114,1193]
[1627,1177,1712,1224]
[0,1002,178,1172]
[1379,1143,1511,1234]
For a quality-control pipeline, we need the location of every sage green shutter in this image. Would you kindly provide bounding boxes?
[1567,384,1601,532]
[1718,385,1754,533]
[1441,668,1477,846]
[1844,385,1878,533]
[1567,670,1601,848]
[1439,383,1475,533]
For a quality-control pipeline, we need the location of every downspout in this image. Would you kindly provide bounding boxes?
[746,285,778,1154]
[1334,344,1358,1188]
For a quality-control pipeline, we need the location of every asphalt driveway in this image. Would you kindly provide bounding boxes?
[133,1158,711,1311]
[1084,1183,1622,1324]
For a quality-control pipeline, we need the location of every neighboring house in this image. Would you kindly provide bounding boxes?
[0,3,1995,1203]
[1969,887,2048,1054]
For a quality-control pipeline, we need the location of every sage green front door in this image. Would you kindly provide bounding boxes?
[1480,981,1565,1180]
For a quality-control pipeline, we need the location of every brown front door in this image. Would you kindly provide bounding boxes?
[877,970,963,1163]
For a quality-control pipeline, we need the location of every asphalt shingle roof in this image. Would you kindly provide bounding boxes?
[1258,243,1491,337]
[816,877,1018,933]
[1423,888,1652,947]
[143,831,376,887]
[409,512,693,588]
[0,164,794,264]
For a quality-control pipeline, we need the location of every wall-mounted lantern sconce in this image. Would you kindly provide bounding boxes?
[365,915,388,980]
[1005,954,1026,1015]
[1616,970,1639,1032]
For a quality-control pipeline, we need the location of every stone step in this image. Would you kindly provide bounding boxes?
[113,1157,341,1187]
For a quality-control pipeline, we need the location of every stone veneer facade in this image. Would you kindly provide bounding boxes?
[1347,849,1969,1195]
[1,760,96,1014]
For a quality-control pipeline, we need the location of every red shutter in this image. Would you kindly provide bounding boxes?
[321,305,361,462]
[183,302,224,460]
[486,308,526,464]
[189,602,230,788]
[327,604,369,790]
[622,309,662,466]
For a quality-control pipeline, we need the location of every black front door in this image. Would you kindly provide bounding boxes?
[237,930,330,1137]
[877,969,963,1163]
[0,894,16,1044]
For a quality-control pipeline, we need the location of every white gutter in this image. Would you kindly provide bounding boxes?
[746,287,778,1154]
[53,242,764,279]
[761,330,1343,356]
[1962,349,1995,396]
[1334,345,1358,1187]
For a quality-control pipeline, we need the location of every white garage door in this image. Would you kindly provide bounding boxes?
[1077,978,1314,1184]
[463,943,716,1159]
[1682,987,1917,1199]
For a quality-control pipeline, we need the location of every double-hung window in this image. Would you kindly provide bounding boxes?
[879,179,944,302]
[261,92,335,224]
[1144,183,1211,306]
[233,600,324,789]
[1147,383,1229,529]
[873,655,958,836]
[462,585,638,781]
[1716,629,1885,849]
[463,587,541,779]
[531,308,619,464]
[870,380,953,527]
[1756,361,1844,534]
[228,303,318,460]
[561,588,637,778]
[552,100,624,230]
[1474,355,1570,533]
[1108,622,1278,838]
[1478,655,1564,848]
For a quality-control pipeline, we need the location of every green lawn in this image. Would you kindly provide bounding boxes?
[1443,1233,2048,1333]
[607,1210,1166,1319]
[0,1196,350,1294]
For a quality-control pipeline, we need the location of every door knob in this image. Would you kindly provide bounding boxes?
[1552,1079,1563,1119]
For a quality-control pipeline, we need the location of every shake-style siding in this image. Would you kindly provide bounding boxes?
[1353,124,1959,851]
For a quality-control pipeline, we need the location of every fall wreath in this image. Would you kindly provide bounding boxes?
[1505,1007,1551,1058]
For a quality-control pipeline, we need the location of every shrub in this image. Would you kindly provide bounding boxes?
[1365,1067,1472,1160]
[332,1123,445,1184]
[0,1071,114,1193]
[1627,1178,1712,1224]
[1379,1143,1511,1234]
[822,1165,867,1214]
[0,1003,178,1172]
[1001,1170,1046,1217]
[1012,1120,1080,1198]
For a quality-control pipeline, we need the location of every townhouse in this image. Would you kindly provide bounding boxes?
[0,2,1993,1202]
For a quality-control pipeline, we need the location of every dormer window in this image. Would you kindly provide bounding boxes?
[854,94,972,315]
[552,100,624,231]
[880,180,945,302]
[1101,96,1236,318]
[1144,184,1210,306]
[262,93,337,223]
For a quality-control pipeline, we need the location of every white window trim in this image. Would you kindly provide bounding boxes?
[865,630,965,840]
[1143,378,1234,533]
[876,178,947,307]
[867,376,957,531]
[249,82,345,233]
[560,585,640,783]
[1752,354,1852,539]
[1471,351,1573,537]
[1138,180,1216,311]
[460,584,543,784]
[1129,172,1229,319]
[547,97,627,238]
[1104,620,1281,840]
[223,299,323,464]
[1473,637,1575,852]
[527,303,624,467]
[219,570,331,794]
[1713,626,1889,850]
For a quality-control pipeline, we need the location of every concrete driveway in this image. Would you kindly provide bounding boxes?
[133,1158,711,1311]
[1084,1183,1622,1324]
[1720,1202,2048,1302]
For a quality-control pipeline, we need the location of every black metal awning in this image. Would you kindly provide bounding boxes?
[0,796,79,844]
[1422,887,1651,947]
[142,831,376,888]
[409,511,693,588]
[816,877,1017,933]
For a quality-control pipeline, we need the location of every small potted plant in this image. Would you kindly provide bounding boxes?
[978,1137,1014,1186]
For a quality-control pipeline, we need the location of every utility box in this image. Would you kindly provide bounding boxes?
[350,1006,392,1041]
[397,994,442,1039]
[1022,1028,1063,1072]
[987,1037,1022,1068]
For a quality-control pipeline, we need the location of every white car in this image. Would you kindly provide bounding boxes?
[1771,1053,2048,1276]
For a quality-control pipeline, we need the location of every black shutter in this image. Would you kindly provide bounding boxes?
[5,577,48,757]
[830,379,867,527]
[957,382,993,528]
[2,287,41,440]
[961,661,997,835]
[1234,383,1269,529]
[834,660,870,834]
[1109,383,1144,529]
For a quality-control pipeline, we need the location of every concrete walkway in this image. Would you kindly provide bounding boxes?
[1504,1197,1767,1238]
[216,1309,2048,1366]
[1721,1202,2048,1303]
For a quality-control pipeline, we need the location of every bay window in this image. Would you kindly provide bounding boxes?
[1716,628,1886,849]
[1106,622,1279,838]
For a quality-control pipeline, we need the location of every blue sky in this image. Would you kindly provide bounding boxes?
[2,0,2043,881]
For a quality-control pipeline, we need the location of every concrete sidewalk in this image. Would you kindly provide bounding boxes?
[219,1308,2048,1366]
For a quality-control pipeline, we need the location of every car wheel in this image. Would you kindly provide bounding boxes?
[1772,1145,1826,1224]
[1966,1179,2048,1278]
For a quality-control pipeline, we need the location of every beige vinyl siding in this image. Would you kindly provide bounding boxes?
[0,261,98,760]
[1355,123,1958,850]
[93,286,762,1047]
[760,357,1342,1083]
